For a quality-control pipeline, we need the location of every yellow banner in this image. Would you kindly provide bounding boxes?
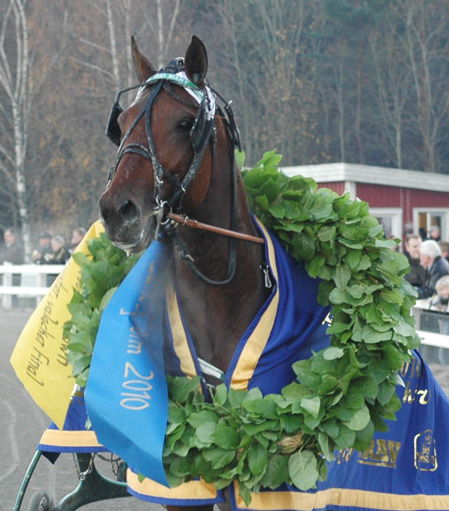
[10,221,105,429]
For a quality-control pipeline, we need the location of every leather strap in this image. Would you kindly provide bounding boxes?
[167,212,265,245]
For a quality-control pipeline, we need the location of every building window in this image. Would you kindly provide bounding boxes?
[413,208,449,242]
[370,208,403,244]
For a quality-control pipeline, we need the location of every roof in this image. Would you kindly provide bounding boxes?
[281,162,449,193]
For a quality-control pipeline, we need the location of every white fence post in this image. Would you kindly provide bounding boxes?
[1,262,12,308]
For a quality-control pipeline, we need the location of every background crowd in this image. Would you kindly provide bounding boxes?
[0,227,86,266]
[403,227,449,335]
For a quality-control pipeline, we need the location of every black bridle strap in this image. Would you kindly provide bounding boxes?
[143,79,216,210]
[108,81,179,191]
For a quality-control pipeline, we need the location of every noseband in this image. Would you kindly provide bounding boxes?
[105,59,250,286]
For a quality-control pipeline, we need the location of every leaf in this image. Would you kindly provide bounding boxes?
[380,289,404,305]
[288,450,319,491]
[228,388,247,408]
[352,374,378,400]
[318,432,335,461]
[203,448,236,469]
[187,410,218,429]
[212,423,240,449]
[194,422,217,445]
[235,150,246,171]
[98,286,118,311]
[334,264,351,289]
[213,384,228,407]
[261,454,289,489]
[334,426,356,448]
[248,442,269,475]
[269,203,286,218]
[242,397,277,418]
[307,255,326,278]
[329,287,350,305]
[318,374,339,394]
[345,249,362,269]
[242,421,278,436]
[317,225,337,242]
[168,404,186,425]
[343,404,371,431]
[377,381,396,406]
[323,347,344,360]
[300,396,321,418]
[291,232,316,261]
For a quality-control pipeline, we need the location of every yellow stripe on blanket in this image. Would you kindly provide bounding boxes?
[233,481,449,511]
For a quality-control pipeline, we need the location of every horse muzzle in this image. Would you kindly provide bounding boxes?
[99,191,157,253]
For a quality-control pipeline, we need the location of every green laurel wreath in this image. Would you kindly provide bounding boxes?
[65,150,420,505]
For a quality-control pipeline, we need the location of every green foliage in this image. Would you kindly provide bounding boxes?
[64,150,420,504]
[64,233,141,387]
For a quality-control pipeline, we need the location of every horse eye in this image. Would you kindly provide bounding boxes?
[177,118,194,132]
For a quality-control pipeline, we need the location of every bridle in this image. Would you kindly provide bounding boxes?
[106,58,240,212]
[104,58,263,286]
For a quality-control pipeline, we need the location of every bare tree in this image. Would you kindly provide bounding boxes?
[207,0,321,166]
[369,20,413,169]
[403,0,449,172]
[0,0,34,256]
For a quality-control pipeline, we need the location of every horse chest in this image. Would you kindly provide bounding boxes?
[175,273,266,372]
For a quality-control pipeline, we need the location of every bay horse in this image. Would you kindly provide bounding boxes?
[98,36,449,511]
[99,35,270,511]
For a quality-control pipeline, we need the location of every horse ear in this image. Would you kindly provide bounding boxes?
[131,36,156,83]
[184,36,208,87]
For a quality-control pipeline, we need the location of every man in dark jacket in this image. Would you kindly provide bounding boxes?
[0,228,24,264]
[417,239,449,299]
[404,234,426,288]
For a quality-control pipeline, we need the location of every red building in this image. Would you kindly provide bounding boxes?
[282,162,449,244]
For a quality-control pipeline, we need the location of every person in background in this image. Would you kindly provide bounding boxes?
[0,228,24,307]
[404,234,426,288]
[417,239,449,299]
[45,235,70,286]
[439,240,449,262]
[0,228,24,264]
[44,235,70,265]
[431,276,449,312]
[428,276,449,336]
[31,232,53,264]
[70,227,86,254]
[429,225,441,242]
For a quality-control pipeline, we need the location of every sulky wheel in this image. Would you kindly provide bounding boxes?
[28,492,54,511]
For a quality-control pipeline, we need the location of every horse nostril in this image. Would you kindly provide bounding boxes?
[118,200,138,222]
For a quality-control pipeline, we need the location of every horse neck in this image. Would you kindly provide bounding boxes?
[170,143,268,370]
[175,143,259,280]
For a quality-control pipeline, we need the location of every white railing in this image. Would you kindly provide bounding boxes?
[0,263,65,308]
[1,264,449,355]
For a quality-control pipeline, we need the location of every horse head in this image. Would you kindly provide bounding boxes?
[99,36,231,253]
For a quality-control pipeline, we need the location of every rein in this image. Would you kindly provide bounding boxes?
[167,212,265,244]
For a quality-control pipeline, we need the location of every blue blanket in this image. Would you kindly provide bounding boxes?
[87,219,449,510]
